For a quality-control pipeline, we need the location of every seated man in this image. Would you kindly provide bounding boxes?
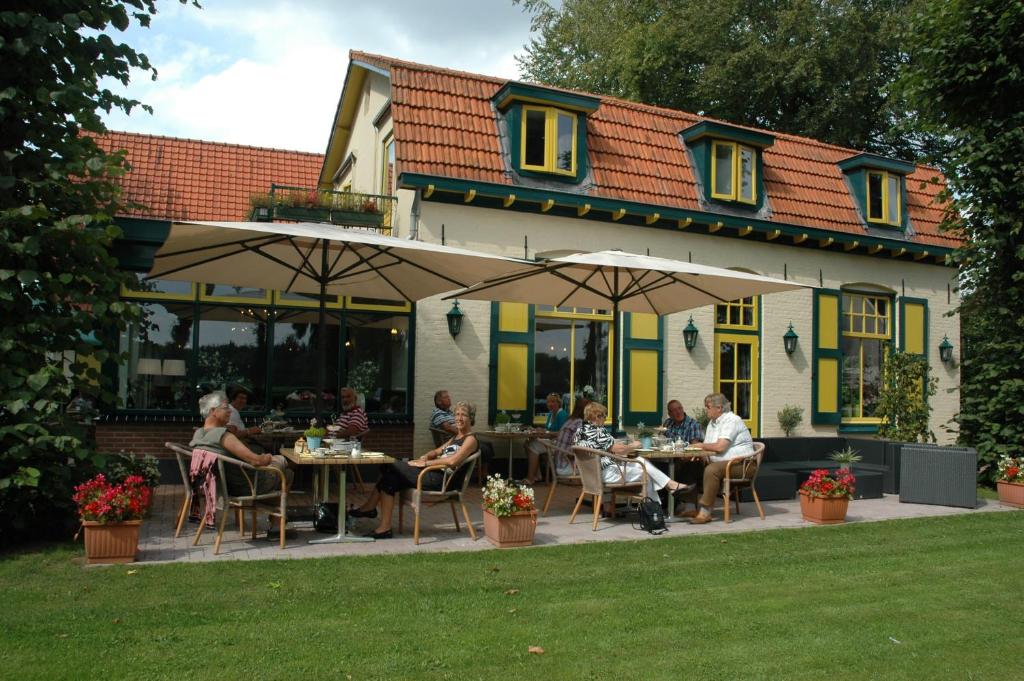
[190,391,293,498]
[430,389,457,435]
[662,399,703,444]
[334,387,369,439]
[685,392,754,525]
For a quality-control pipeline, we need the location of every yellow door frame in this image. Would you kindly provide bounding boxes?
[713,332,760,435]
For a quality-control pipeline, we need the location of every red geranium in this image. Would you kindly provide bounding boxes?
[800,468,856,499]
[73,474,152,523]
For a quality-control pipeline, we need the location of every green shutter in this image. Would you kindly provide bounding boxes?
[812,289,843,425]
[622,312,663,427]
[488,302,535,425]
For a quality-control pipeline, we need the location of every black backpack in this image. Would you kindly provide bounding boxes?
[634,496,668,535]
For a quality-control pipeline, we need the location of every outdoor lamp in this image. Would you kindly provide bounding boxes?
[938,335,954,363]
[446,300,464,338]
[783,323,799,355]
[682,316,699,351]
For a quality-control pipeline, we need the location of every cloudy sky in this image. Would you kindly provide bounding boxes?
[101,0,540,153]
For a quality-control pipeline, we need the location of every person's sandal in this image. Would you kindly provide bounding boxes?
[690,513,713,524]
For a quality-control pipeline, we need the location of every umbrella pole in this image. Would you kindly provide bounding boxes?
[315,238,328,424]
[613,299,624,436]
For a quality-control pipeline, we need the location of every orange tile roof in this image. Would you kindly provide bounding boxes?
[94,131,324,222]
[351,51,958,249]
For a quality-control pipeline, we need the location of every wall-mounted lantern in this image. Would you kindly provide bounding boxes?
[938,335,954,363]
[446,300,464,338]
[783,323,799,355]
[683,316,699,351]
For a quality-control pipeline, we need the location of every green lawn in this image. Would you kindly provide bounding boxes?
[2,513,1021,680]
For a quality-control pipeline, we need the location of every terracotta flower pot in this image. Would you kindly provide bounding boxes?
[82,520,142,564]
[996,481,1024,508]
[799,491,850,525]
[483,509,537,548]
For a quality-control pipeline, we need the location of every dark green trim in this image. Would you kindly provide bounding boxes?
[812,288,843,426]
[487,302,536,426]
[399,172,954,264]
[843,167,909,231]
[492,81,601,113]
[686,137,767,211]
[681,120,775,148]
[838,152,916,176]
[112,218,171,272]
[837,423,881,434]
[504,104,588,185]
[622,313,663,427]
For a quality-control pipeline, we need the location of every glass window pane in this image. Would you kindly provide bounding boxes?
[737,344,752,380]
[742,305,753,326]
[887,175,900,224]
[852,315,863,333]
[739,147,755,202]
[118,302,193,410]
[128,274,193,297]
[203,283,267,300]
[841,337,862,418]
[524,109,547,167]
[735,383,751,419]
[864,317,876,335]
[277,290,341,306]
[868,173,883,220]
[573,319,609,406]
[876,299,888,319]
[197,306,268,410]
[556,112,574,172]
[535,317,573,415]
[862,339,885,416]
[344,312,409,415]
[729,305,740,325]
[382,138,396,196]
[716,305,728,325]
[714,144,734,196]
[270,309,340,415]
[719,342,735,380]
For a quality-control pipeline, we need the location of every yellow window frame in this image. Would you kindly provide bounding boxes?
[714,296,759,331]
[841,292,892,423]
[345,297,412,313]
[866,170,901,226]
[520,105,577,177]
[120,281,196,302]
[711,141,757,204]
[272,290,344,309]
[534,305,613,425]
[198,284,272,305]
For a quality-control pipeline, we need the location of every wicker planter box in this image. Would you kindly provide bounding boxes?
[483,509,536,548]
[82,520,142,564]
[799,492,849,525]
[997,481,1024,508]
[899,445,977,508]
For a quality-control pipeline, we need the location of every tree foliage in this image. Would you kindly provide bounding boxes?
[897,0,1024,482]
[516,0,931,157]
[874,350,936,444]
[0,1,190,544]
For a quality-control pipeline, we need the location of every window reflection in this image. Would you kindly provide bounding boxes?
[118,302,193,410]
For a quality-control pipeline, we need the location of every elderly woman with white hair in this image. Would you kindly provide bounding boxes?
[574,402,691,510]
[190,391,293,496]
[684,392,754,525]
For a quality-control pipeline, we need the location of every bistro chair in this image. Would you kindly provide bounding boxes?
[169,442,196,538]
[570,445,647,531]
[429,427,450,447]
[165,442,289,554]
[398,450,480,545]
[540,439,580,515]
[721,441,766,524]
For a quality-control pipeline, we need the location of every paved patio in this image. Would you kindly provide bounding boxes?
[134,476,1015,565]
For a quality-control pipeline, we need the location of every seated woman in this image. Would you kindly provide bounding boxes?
[524,392,570,484]
[573,402,691,507]
[351,401,478,539]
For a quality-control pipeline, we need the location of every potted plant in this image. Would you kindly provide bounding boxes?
[635,422,653,449]
[777,404,803,436]
[304,418,326,450]
[799,468,856,524]
[74,473,152,564]
[481,475,537,548]
[829,446,862,470]
[249,193,272,221]
[995,455,1024,508]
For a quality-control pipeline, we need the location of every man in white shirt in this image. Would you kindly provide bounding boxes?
[685,392,755,525]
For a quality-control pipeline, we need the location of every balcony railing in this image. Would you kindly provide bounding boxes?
[249,185,396,234]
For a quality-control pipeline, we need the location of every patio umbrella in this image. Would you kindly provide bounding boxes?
[147,220,530,416]
[445,249,813,429]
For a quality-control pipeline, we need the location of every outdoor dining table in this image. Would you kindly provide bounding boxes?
[477,429,554,478]
[280,447,395,543]
[638,446,711,520]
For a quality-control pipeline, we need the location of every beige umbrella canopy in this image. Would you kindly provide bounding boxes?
[148,220,531,416]
[447,249,813,428]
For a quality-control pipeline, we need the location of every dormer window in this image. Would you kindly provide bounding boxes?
[712,141,757,204]
[492,81,599,184]
[866,170,900,226]
[838,153,915,230]
[522,106,577,176]
[681,121,774,210]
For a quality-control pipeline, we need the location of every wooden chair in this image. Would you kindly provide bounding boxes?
[541,439,580,515]
[570,445,647,531]
[399,450,480,544]
[165,442,289,554]
[722,441,766,524]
